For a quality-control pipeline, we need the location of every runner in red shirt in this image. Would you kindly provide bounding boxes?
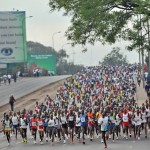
[31,114,37,144]
[37,114,44,144]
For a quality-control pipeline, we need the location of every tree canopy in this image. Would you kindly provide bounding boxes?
[99,47,128,66]
[49,0,150,46]
[27,41,54,53]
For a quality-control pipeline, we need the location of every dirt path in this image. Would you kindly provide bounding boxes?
[135,80,148,106]
[0,78,67,129]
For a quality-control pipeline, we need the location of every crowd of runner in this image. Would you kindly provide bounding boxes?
[1,65,150,148]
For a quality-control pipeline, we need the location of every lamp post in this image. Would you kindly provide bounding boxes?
[52,31,61,51]
[61,43,71,50]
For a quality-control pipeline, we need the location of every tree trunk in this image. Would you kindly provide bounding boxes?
[139,50,141,73]
[141,50,145,88]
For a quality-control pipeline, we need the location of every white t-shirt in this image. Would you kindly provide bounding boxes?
[76,117,81,127]
[144,72,148,78]
[146,109,150,117]
[98,116,108,131]
[7,74,11,79]
[134,114,141,126]
[20,118,27,128]
[12,116,18,125]
[123,113,128,122]
[115,114,121,125]
[141,112,146,123]
[48,119,55,127]
[61,116,67,124]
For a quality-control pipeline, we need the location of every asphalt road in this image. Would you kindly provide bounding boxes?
[0,75,70,107]
[0,131,150,150]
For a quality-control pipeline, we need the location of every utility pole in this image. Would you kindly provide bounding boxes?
[137,15,142,74]
[72,49,75,65]
[70,49,76,74]
[141,49,145,88]
[139,14,145,88]
[52,31,61,51]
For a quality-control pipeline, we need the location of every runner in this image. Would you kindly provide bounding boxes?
[31,114,37,144]
[12,112,19,139]
[20,114,28,143]
[28,110,34,138]
[54,111,61,142]
[75,111,81,143]
[146,105,150,132]
[4,115,12,146]
[114,110,121,139]
[141,107,147,138]
[122,109,129,139]
[98,112,109,148]
[37,114,44,144]
[48,114,56,146]
[1,112,6,137]
[87,109,94,141]
[61,111,68,143]
[133,109,141,140]
[67,110,76,144]
[109,111,116,142]
[80,110,88,144]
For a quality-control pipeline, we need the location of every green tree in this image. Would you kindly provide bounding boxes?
[49,0,150,45]
[100,47,128,66]
[125,15,149,52]
[27,41,55,53]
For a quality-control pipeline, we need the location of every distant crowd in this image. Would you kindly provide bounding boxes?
[0,72,20,85]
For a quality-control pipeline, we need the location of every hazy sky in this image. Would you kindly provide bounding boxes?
[0,0,140,66]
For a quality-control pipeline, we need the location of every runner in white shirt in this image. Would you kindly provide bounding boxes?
[98,112,109,149]
[146,105,150,132]
[133,110,141,140]
[47,114,55,146]
[53,112,61,142]
[141,107,147,138]
[122,109,129,139]
[20,114,28,143]
[75,112,81,142]
[12,112,19,139]
[114,112,121,140]
[61,112,68,143]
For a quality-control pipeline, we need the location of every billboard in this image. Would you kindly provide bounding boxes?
[0,11,27,63]
[27,53,56,73]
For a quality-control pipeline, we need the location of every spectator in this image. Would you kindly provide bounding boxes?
[9,94,16,111]
[7,74,11,85]
[3,74,7,85]
[13,73,17,82]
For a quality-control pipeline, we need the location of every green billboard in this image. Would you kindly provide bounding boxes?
[27,53,56,73]
[0,11,27,63]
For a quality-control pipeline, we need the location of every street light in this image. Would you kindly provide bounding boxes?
[61,43,72,50]
[52,31,61,51]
